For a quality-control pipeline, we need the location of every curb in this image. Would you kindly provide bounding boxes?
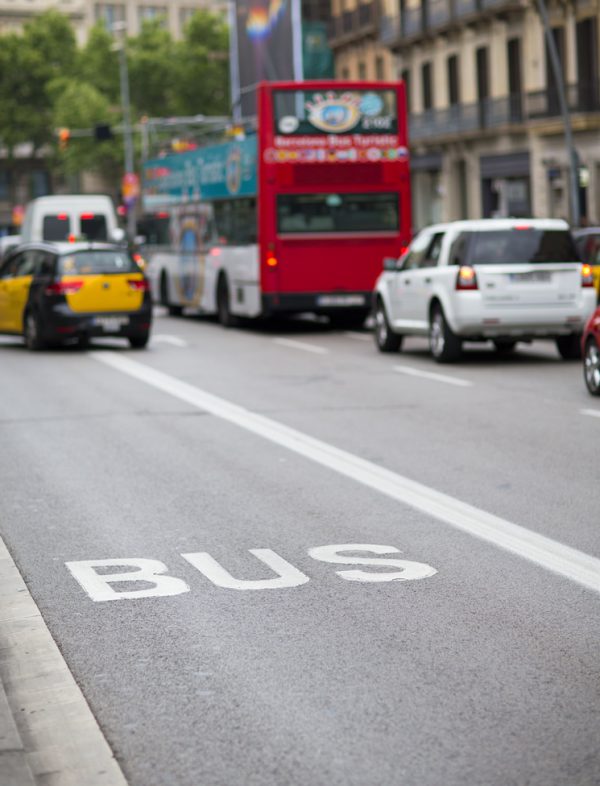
[0,537,128,786]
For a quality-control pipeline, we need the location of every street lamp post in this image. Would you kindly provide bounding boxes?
[112,22,137,240]
[534,0,580,227]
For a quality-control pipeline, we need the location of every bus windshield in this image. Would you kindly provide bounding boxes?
[273,89,398,136]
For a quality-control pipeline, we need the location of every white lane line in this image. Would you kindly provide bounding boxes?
[394,364,473,388]
[273,338,329,355]
[92,351,600,595]
[344,331,372,341]
[581,408,600,419]
[0,536,129,785]
[151,334,188,347]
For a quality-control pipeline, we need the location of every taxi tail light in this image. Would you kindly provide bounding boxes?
[127,278,150,291]
[266,254,278,268]
[456,266,478,290]
[581,263,594,288]
[45,280,84,295]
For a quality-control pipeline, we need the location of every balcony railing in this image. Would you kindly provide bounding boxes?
[379,14,401,44]
[330,2,377,42]
[402,6,423,37]
[409,83,600,141]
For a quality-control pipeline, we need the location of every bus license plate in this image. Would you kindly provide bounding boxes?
[317,295,365,307]
[94,316,129,331]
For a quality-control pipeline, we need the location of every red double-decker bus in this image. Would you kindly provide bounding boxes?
[142,80,411,327]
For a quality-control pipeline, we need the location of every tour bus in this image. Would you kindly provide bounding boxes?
[141,80,411,327]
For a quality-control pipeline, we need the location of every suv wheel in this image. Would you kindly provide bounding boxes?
[556,333,582,360]
[374,299,402,353]
[584,338,600,395]
[429,305,461,363]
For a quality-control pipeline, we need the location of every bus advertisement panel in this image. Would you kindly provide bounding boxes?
[141,80,411,327]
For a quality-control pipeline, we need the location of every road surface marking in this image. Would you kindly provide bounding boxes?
[151,334,188,347]
[66,547,437,600]
[92,351,600,595]
[0,537,129,784]
[394,364,473,388]
[344,331,372,341]
[273,337,329,354]
[581,408,600,419]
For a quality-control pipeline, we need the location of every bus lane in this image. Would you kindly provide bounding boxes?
[1,345,599,786]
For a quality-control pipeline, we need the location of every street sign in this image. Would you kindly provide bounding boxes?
[122,172,140,206]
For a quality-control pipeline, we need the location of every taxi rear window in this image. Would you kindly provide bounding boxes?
[58,250,138,275]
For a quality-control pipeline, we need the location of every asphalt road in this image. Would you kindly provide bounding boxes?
[1,310,599,786]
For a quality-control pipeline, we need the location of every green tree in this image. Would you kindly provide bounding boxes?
[77,23,120,104]
[127,19,179,118]
[175,11,230,117]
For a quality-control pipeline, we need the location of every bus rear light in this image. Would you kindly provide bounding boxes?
[581,263,594,287]
[46,280,84,295]
[456,266,478,290]
[266,254,278,268]
[127,278,150,291]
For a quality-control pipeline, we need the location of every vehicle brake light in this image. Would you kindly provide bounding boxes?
[514,225,532,231]
[56,213,68,221]
[127,278,150,291]
[80,212,94,220]
[581,263,594,288]
[45,279,84,295]
[456,265,478,290]
[266,254,278,268]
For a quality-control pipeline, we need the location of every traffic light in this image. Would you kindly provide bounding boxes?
[58,128,70,151]
[94,124,113,141]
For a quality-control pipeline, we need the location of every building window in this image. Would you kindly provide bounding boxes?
[30,170,50,199]
[375,56,385,81]
[358,61,367,80]
[576,18,599,111]
[507,38,522,121]
[94,3,125,27]
[421,61,433,111]
[341,66,350,80]
[0,170,9,201]
[447,54,459,106]
[138,6,167,25]
[401,68,411,113]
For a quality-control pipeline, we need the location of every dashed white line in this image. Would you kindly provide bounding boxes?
[581,408,600,419]
[344,331,372,341]
[92,351,600,595]
[394,364,473,388]
[273,338,329,355]
[151,334,188,347]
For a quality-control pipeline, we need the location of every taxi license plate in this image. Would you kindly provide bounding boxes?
[316,295,365,307]
[94,316,129,331]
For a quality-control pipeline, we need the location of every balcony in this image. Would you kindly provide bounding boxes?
[409,83,600,142]
[383,0,525,48]
[330,2,377,47]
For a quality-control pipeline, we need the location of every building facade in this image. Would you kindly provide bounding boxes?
[331,0,600,231]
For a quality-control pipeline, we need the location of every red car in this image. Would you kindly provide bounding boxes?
[583,306,600,395]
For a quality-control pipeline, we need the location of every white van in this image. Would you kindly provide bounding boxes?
[20,195,124,244]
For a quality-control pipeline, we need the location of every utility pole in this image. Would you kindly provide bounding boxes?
[112,21,137,240]
[535,0,580,227]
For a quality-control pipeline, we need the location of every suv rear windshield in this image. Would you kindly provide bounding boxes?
[456,229,579,265]
[58,250,138,275]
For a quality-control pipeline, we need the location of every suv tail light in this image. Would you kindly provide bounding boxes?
[45,279,84,295]
[127,278,150,291]
[581,263,594,288]
[456,266,478,290]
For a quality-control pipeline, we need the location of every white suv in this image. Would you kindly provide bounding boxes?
[373,218,597,362]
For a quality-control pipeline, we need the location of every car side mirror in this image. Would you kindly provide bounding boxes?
[383,257,398,271]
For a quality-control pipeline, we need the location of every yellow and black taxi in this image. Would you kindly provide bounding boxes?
[0,241,152,349]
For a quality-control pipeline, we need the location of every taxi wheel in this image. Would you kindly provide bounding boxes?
[23,310,46,351]
[129,333,150,349]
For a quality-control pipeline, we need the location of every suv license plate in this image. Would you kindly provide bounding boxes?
[94,316,129,331]
[509,271,551,283]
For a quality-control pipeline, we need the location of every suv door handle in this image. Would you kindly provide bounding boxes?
[425,277,432,284]
[404,279,411,285]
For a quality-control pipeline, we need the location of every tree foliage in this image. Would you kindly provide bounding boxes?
[0,9,230,194]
